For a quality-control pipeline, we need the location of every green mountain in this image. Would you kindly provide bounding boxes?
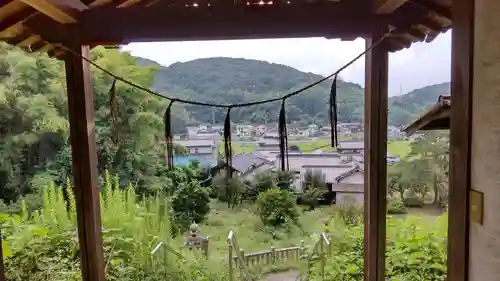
[139,57,449,126]
[389,82,450,125]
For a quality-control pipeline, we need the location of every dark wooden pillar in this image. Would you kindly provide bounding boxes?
[447,0,474,280]
[64,44,105,281]
[363,31,389,281]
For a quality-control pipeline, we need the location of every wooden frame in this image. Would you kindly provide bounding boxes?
[0,1,469,281]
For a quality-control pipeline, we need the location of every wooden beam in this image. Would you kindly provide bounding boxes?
[33,1,374,43]
[447,0,474,279]
[64,44,105,281]
[0,7,38,33]
[364,27,389,281]
[20,0,79,23]
[412,0,451,20]
[374,0,408,14]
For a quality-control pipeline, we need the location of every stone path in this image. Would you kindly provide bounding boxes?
[261,271,301,281]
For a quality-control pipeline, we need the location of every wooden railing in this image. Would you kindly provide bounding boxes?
[305,232,331,280]
[228,230,307,281]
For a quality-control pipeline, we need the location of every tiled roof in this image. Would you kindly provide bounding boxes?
[174,139,216,148]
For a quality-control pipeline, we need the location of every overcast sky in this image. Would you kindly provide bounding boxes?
[123,31,451,97]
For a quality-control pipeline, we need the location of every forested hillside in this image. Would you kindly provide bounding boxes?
[0,43,173,207]
[139,57,450,126]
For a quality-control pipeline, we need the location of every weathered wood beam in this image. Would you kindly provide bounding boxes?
[374,0,408,14]
[447,0,474,279]
[27,1,375,43]
[20,0,83,23]
[0,7,38,33]
[364,27,388,281]
[413,0,451,20]
[64,44,105,281]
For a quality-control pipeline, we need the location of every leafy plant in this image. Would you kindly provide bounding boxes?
[171,181,211,231]
[256,188,299,227]
[309,215,448,281]
[387,197,407,214]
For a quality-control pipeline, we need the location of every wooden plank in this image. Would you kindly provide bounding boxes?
[447,0,474,279]
[64,44,105,281]
[363,27,389,281]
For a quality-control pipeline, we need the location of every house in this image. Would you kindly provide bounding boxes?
[254,124,267,136]
[300,163,364,205]
[212,152,274,181]
[308,124,319,137]
[275,152,349,191]
[337,140,364,154]
[236,124,253,138]
[174,139,218,167]
[388,126,401,140]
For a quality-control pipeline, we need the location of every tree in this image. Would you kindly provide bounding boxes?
[171,181,210,231]
[256,188,299,227]
[299,169,326,210]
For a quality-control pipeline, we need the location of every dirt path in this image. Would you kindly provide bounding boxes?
[261,271,301,281]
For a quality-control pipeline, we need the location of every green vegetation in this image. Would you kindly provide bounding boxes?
[0,42,450,281]
[388,140,411,158]
[309,215,448,281]
[388,132,449,208]
[256,188,299,227]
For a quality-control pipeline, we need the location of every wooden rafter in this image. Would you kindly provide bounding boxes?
[374,0,409,14]
[19,0,85,23]
[412,0,451,20]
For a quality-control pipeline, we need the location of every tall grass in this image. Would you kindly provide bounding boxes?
[0,172,226,281]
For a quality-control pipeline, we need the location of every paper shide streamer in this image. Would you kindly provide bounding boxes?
[108,79,119,144]
[164,100,175,170]
[223,107,233,178]
[329,75,339,148]
[278,98,289,171]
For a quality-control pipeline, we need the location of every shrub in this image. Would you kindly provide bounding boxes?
[256,188,299,227]
[335,196,363,226]
[212,175,246,207]
[404,197,424,208]
[171,181,210,231]
[247,172,276,201]
[309,215,448,281]
[387,197,407,214]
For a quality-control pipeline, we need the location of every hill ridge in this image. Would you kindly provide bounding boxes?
[136,56,449,127]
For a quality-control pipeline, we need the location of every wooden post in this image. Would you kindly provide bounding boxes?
[228,241,233,281]
[271,246,276,264]
[64,44,105,281]
[363,29,389,281]
[448,0,474,280]
[0,231,5,281]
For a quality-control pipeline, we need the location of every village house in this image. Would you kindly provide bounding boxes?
[337,140,364,154]
[173,139,218,167]
[211,152,274,181]
[299,163,364,205]
[235,124,254,138]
